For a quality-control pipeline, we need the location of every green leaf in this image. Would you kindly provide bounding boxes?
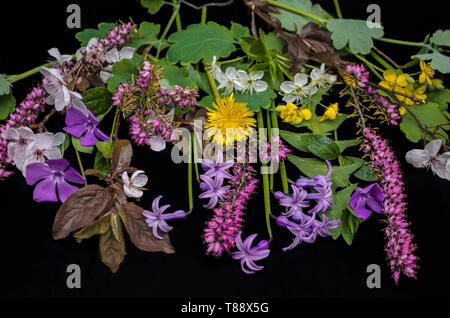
[75,22,115,46]
[280,130,312,152]
[430,29,450,47]
[326,19,384,54]
[427,88,450,111]
[340,207,362,245]
[269,0,331,32]
[96,141,113,159]
[298,114,348,135]
[287,155,363,189]
[186,65,212,95]
[106,55,142,93]
[412,49,450,74]
[94,151,110,176]
[343,156,378,182]
[0,93,15,120]
[399,102,450,143]
[140,0,165,14]
[260,31,283,52]
[128,22,164,50]
[196,89,276,112]
[71,136,94,154]
[335,139,362,153]
[231,22,250,41]
[81,87,112,115]
[325,183,358,239]
[0,74,11,95]
[167,22,236,64]
[157,59,197,88]
[60,133,71,155]
[304,135,340,160]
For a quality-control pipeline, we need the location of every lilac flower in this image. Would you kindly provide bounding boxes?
[314,214,341,237]
[276,215,317,251]
[25,158,85,202]
[198,174,230,209]
[231,232,270,274]
[405,139,450,180]
[63,107,110,146]
[349,183,385,220]
[274,184,310,218]
[198,150,233,179]
[142,195,186,239]
[122,170,148,198]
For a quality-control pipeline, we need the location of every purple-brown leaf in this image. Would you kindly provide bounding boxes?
[53,184,112,240]
[99,224,126,273]
[111,139,133,175]
[120,202,175,254]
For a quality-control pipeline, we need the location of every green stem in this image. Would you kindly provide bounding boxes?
[333,0,343,19]
[110,106,120,140]
[219,56,245,65]
[266,109,273,191]
[349,49,383,80]
[375,37,429,48]
[157,3,180,59]
[201,6,207,24]
[334,130,345,167]
[270,111,289,195]
[187,134,193,212]
[257,111,272,239]
[203,60,220,100]
[266,0,327,24]
[191,131,200,182]
[6,62,52,84]
[370,50,394,71]
[97,104,115,121]
[172,0,182,31]
[75,148,87,186]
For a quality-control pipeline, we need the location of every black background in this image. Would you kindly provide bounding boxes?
[0,0,449,301]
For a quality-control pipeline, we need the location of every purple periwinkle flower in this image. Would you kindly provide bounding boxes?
[198,174,230,209]
[231,232,270,274]
[198,150,234,179]
[274,184,310,218]
[25,158,86,203]
[142,195,186,240]
[349,183,385,220]
[63,107,110,146]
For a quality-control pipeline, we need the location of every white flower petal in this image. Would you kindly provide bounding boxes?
[122,172,130,186]
[119,46,135,60]
[123,184,143,198]
[132,173,148,188]
[280,81,296,94]
[48,48,62,61]
[100,71,112,83]
[16,127,35,140]
[282,95,297,103]
[2,127,18,140]
[424,139,442,156]
[52,132,66,147]
[105,48,120,64]
[254,80,268,92]
[43,147,61,160]
[294,73,308,87]
[225,67,237,79]
[150,135,166,152]
[250,71,264,80]
[405,149,430,168]
[310,68,321,81]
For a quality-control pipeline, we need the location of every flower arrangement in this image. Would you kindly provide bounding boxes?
[1,0,449,285]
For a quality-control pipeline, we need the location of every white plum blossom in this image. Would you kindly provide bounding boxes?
[209,56,222,79]
[405,139,450,180]
[122,170,148,198]
[48,48,72,66]
[310,63,337,88]
[100,46,136,82]
[280,73,318,103]
[2,127,37,170]
[234,70,268,94]
[40,67,88,115]
[215,66,239,95]
[76,38,105,65]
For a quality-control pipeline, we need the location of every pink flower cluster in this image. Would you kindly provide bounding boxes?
[112,83,135,106]
[259,136,291,163]
[367,86,401,125]
[101,22,134,49]
[136,61,159,93]
[204,164,258,257]
[154,85,198,111]
[346,64,369,87]
[0,82,47,178]
[128,108,177,146]
[363,128,417,283]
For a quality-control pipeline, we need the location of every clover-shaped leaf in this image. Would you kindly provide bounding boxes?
[412,49,450,74]
[326,19,384,54]
[430,29,450,47]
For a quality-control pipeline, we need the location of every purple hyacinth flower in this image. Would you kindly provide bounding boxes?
[313,214,340,237]
[198,150,234,179]
[274,184,310,218]
[349,183,385,220]
[295,159,333,188]
[63,107,110,146]
[231,232,270,274]
[25,158,86,202]
[142,195,186,239]
[276,215,318,251]
[198,174,230,209]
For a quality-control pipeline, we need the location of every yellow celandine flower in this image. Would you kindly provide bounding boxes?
[399,106,406,115]
[419,59,435,85]
[205,94,256,145]
[320,103,339,122]
[379,70,411,91]
[299,108,312,121]
[276,102,302,124]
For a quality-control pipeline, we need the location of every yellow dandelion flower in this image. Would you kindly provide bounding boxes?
[299,108,312,121]
[320,103,339,122]
[205,94,256,146]
[419,59,435,85]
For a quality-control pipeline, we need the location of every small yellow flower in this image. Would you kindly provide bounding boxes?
[399,106,406,115]
[419,59,435,85]
[320,103,339,122]
[300,108,312,121]
[379,70,411,91]
[277,102,302,123]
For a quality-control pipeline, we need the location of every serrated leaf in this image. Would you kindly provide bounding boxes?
[186,65,212,95]
[430,29,450,47]
[0,93,15,120]
[270,0,331,32]
[81,87,112,115]
[140,0,165,14]
[326,19,384,54]
[157,59,197,88]
[335,139,362,153]
[167,22,236,64]
[106,55,142,93]
[75,22,115,46]
[71,136,94,154]
[128,21,164,50]
[427,88,450,111]
[231,22,250,41]
[0,74,11,95]
[412,49,450,74]
[325,183,358,239]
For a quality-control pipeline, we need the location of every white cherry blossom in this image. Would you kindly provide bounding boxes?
[280,73,317,103]
[215,66,239,95]
[310,63,337,88]
[234,70,268,94]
